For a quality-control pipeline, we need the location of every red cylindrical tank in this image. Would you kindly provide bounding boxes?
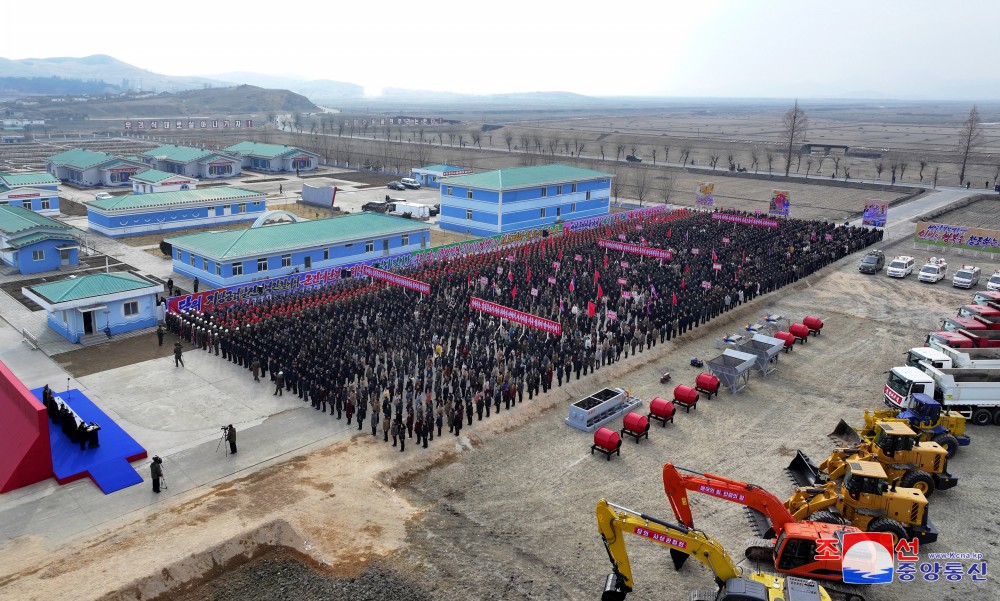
[649,397,676,419]
[774,331,795,348]
[803,315,823,332]
[789,323,810,340]
[623,412,649,434]
[695,373,720,394]
[674,385,698,405]
[594,427,621,451]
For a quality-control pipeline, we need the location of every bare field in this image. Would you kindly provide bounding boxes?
[4,201,1000,601]
[924,196,1000,229]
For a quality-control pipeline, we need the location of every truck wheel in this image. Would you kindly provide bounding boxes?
[931,433,960,458]
[993,408,1000,426]
[971,408,992,426]
[900,470,935,497]
[868,517,908,543]
[810,510,849,525]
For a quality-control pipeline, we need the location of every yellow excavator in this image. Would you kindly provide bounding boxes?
[597,499,832,601]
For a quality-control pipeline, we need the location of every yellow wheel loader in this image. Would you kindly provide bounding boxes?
[830,393,969,458]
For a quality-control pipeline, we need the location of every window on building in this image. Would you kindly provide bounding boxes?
[466,189,473,199]
[556,207,562,218]
[238,203,247,213]
[401,234,409,246]
[281,254,291,268]
[586,190,592,200]
[365,240,374,253]
[541,187,547,198]
[571,203,577,212]
[557,186,562,195]
[208,206,215,214]
[323,248,330,261]
[572,183,578,193]
[420,236,427,249]
[32,249,44,261]
[201,258,207,270]
[257,258,268,271]
[223,204,230,213]
[190,254,196,267]
[446,186,453,196]
[540,207,546,218]
[40,198,51,210]
[215,263,221,276]
[233,262,244,276]
[123,301,139,316]
[466,209,473,220]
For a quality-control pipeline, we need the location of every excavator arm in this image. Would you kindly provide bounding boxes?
[662,463,798,537]
[597,499,741,600]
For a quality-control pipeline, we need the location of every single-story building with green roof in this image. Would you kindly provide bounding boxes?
[22,272,163,343]
[0,205,79,274]
[130,169,198,195]
[46,148,148,187]
[166,212,430,288]
[410,164,472,189]
[137,144,242,179]
[224,141,318,173]
[86,186,267,237]
[438,163,612,236]
[0,171,62,216]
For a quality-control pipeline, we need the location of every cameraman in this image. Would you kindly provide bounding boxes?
[150,456,163,493]
[225,424,237,454]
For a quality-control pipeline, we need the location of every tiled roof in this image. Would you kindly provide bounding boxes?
[47,148,119,170]
[88,186,262,212]
[196,153,239,164]
[166,212,427,260]
[130,169,193,184]
[4,231,77,249]
[0,172,60,187]
[224,141,315,159]
[418,164,469,173]
[0,205,71,234]
[141,144,215,164]
[442,164,612,191]
[28,272,157,304]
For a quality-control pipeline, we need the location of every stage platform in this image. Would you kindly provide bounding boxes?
[34,388,147,494]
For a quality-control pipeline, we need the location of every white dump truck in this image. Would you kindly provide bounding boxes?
[885,363,1000,426]
[906,345,1000,370]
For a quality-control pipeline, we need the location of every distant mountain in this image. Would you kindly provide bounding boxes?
[0,54,228,92]
[209,72,364,100]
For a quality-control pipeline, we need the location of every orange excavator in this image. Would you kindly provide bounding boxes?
[662,463,867,601]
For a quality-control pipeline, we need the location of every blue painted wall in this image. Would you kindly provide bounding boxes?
[88,200,266,237]
[47,292,159,343]
[1,195,60,213]
[6,238,78,274]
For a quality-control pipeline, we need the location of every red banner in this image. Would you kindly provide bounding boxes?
[711,212,779,228]
[469,297,562,335]
[598,239,673,260]
[357,264,430,294]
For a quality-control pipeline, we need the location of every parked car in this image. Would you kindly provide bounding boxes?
[625,155,642,163]
[953,265,981,289]
[858,249,885,274]
[362,201,391,213]
[401,177,421,189]
[387,181,406,191]
[429,203,441,217]
[94,192,113,200]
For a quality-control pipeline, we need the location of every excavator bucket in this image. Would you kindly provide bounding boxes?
[829,419,863,445]
[786,450,825,487]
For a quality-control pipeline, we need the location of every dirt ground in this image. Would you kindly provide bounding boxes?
[2,199,999,601]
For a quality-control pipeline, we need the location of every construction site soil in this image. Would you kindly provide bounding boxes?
[3,199,1000,601]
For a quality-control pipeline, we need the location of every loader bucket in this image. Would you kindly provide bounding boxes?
[829,419,863,446]
[786,450,825,487]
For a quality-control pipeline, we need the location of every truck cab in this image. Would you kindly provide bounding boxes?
[885,366,935,409]
[918,257,948,283]
[906,347,952,370]
[987,270,1000,292]
[957,303,1000,319]
[952,265,981,289]
[941,316,986,332]
[886,255,915,277]
[973,290,1000,305]
[925,330,973,350]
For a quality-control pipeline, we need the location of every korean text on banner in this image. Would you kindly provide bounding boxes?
[469,297,562,336]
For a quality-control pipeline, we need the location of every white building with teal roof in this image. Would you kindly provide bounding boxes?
[23,272,163,343]
[166,212,429,288]
[0,171,62,216]
[130,169,198,195]
[46,148,147,187]
[224,141,318,173]
[86,186,266,237]
[137,144,241,179]
[438,163,612,236]
[410,164,472,188]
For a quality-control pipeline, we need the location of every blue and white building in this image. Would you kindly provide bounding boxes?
[166,212,430,288]
[86,186,266,237]
[46,148,147,187]
[23,272,163,343]
[0,171,61,216]
[410,164,472,189]
[438,164,613,236]
[130,170,198,195]
[0,205,79,274]
[138,144,242,179]
[224,141,318,173]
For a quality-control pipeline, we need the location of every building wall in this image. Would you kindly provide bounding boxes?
[87,200,266,237]
[171,230,431,288]
[3,238,78,274]
[100,167,141,187]
[439,178,611,235]
[47,293,159,344]
[49,164,103,187]
[198,161,240,179]
[132,180,196,195]
[0,193,60,216]
[241,152,317,173]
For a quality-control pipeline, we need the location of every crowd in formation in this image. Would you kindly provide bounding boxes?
[164,208,882,452]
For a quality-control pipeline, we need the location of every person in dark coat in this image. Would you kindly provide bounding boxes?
[251,358,260,382]
[273,371,284,396]
[156,326,164,347]
[174,342,184,367]
[226,425,237,454]
[150,456,163,493]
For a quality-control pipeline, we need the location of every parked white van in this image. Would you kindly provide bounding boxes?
[400,178,421,189]
[886,255,915,277]
[952,265,981,289]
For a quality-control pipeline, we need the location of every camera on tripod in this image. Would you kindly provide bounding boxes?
[220,426,228,431]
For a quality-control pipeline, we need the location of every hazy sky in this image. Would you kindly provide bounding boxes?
[5,0,999,99]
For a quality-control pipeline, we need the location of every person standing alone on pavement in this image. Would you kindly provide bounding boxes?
[150,456,163,493]
[226,425,237,454]
[156,326,164,347]
[193,278,199,293]
[174,342,184,367]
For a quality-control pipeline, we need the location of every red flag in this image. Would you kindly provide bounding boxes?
[594,269,600,283]
[712,249,718,262]
[681,280,686,291]
[526,266,532,282]
[667,228,672,239]
[587,301,596,317]
[558,249,563,261]
[512,285,517,298]
[508,269,514,283]
[467,273,471,286]
[671,292,678,306]
[684,263,690,273]
[603,254,608,268]
[597,284,604,299]
[569,277,575,292]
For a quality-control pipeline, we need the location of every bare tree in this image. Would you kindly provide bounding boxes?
[708,149,721,170]
[447,130,456,146]
[436,132,444,146]
[781,100,808,177]
[470,131,481,149]
[898,156,908,182]
[662,145,670,163]
[414,140,433,166]
[417,127,426,144]
[933,166,940,189]
[816,155,825,175]
[533,135,542,153]
[804,157,813,178]
[631,166,650,207]
[749,146,760,173]
[616,144,625,161]
[726,150,736,170]
[577,144,585,159]
[456,132,465,148]
[679,145,692,166]
[844,167,850,181]
[563,139,571,155]
[519,133,530,153]
[957,105,983,186]
[993,164,1000,189]
[651,148,657,165]
[659,175,675,205]
[599,144,606,160]
[888,154,899,182]
[831,155,841,178]
[765,149,775,175]
[610,165,625,205]
[918,159,928,181]
[503,130,514,152]
[873,159,884,182]
[547,137,559,155]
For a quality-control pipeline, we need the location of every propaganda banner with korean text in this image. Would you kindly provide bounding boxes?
[598,239,673,259]
[695,181,715,206]
[862,200,889,227]
[469,297,562,335]
[769,190,791,216]
[711,213,779,228]
[356,264,430,294]
[914,222,1000,253]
